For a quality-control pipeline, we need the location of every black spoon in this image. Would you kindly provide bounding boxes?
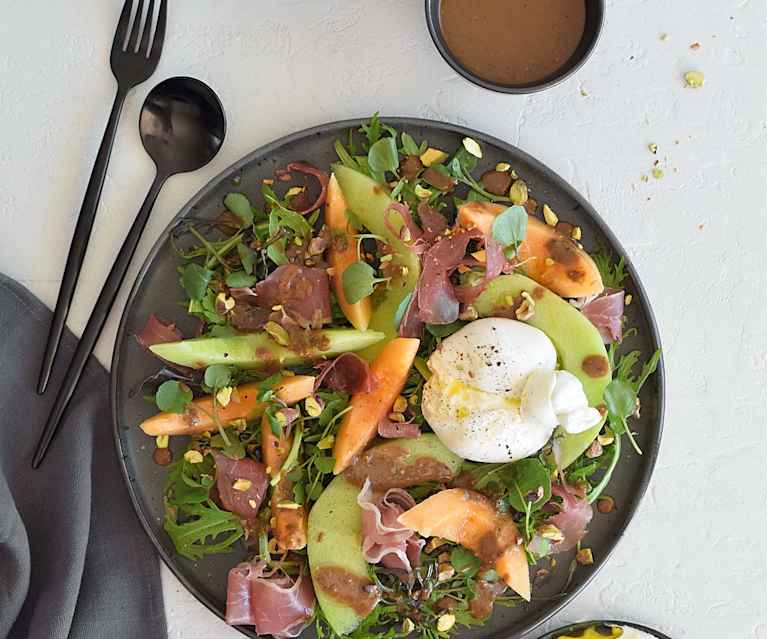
[32,77,226,468]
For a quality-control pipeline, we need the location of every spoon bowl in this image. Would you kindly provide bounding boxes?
[140,76,226,177]
[32,77,225,468]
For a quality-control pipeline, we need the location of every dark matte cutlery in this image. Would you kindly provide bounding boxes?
[37,0,167,394]
[32,77,226,468]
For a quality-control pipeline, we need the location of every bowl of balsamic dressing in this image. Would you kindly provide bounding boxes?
[425,0,604,94]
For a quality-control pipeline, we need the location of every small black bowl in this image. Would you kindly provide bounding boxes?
[425,0,605,94]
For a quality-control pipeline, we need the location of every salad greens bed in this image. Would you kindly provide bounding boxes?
[135,114,660,639]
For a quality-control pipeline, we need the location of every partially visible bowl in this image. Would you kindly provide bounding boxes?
[424,0,605,94]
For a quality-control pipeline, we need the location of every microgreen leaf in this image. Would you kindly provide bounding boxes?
[426,321,465,338]
[368,136,399,176]
[393,292,413,330]
[204,365,232,390]
[156,380,193,413]
[224,193,254,227]
[604,379,636,420]
[401,132,420,156]
[225,270,257,288]
[492,205,528,257]
[342,261,385,305]
[181,263,213,301]
[315,455,336,473]
[592,245,629,289]
[237,242,256,275]
[450,546,481,576]
[505,458,552,513]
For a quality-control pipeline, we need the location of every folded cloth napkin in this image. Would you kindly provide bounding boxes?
[0,275,166,639]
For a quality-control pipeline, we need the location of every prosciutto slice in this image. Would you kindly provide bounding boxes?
[397,292,424,339]
[581,288,625,343]
[357,479,424,572]
[135,314,183,348]
[548,481,593,552]
[314,352,374,394]
[417,202,448,243]
[213,452,269,520]
[418,229,481,324]
[226,561,315,637]
[255,264,332,329]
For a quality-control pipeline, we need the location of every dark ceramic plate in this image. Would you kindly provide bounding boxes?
[111,117,665,639]
[541,620,672,639]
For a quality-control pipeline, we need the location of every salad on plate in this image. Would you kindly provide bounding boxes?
[133,115,660,638]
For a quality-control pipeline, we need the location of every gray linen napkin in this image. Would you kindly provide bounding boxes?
[0,274,166,639]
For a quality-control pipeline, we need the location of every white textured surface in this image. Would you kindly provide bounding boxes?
[1,1,765,637]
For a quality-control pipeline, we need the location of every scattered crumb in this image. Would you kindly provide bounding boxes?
[684,71,705,88]
[648,143,658,154]
[690,41,701,50]
[660,33,669,42]
[652,167,665,179]
[580,87,589,97]
[698,223,705,230]
[640,174,649,183]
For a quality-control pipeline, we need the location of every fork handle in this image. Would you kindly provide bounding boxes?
[37,86,129,394]
[32,172,167,468]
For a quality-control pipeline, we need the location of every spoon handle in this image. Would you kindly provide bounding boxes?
[32,173,167,469]
[37,87,129,395]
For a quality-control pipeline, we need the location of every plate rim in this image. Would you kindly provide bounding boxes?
[110,115,666,639]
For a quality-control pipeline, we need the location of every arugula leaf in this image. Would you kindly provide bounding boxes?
[156,380,193,413]
[450,146,478,177]
[163,501,243,561]
[592,245,629,288]
[314,454,336,473]
[359,112,396,151]
[492,205,528,257]
[471,457,551,513]
[237,242,256,275]
[224,192,254,227]
[342,261,387,305]
[164,455,215,505]
[225,270,257,288]
[450,546,481,576]
[204,364,232,390]
[368,137,399,176]
[181,263,213,301]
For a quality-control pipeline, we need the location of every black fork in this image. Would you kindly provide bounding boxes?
[38,0,167,394]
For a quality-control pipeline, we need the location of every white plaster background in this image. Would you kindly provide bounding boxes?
[1,1,765,637]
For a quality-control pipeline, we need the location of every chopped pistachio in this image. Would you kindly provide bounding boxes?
[437,614,456,632]
[510,169,519,179]
[286,186,306,198]
[576,548,594,565]
[216,292,235,312]
[248,499,258,509]
[509,179,529,205]
[155,435,169,449]
[419,147,448,167]
[325,266,335,276]
[598,431,615,446]
[586,439,603,458]
[402,618,415,635]
[515,291,536,321]
[458,305,478,321]
[471,249,487,263]
[495,162,512,172]
[232,478,252,492]
[652,167,664,179]
[571,226,582,241]
[414,184,432,199]
[425,537,447,553]
[648,143,658,154]
[387,412,406,423]
[625,294,633,306]
[277,501,301,510]
[596,496,615,514]
[545,257,555,267]
[393,396,408,413]
[462,136,483,158]
[262,178,274,185]
[539,524,565,542]
[317,434,335,450]
[264,321,290,346]
[437,563,456,581]
[305,395,323,418]
[184,450,204,464]
[216,386,233,408]
[684,70,705,88]
[543,204,559,226]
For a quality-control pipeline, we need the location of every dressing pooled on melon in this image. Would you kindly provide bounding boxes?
[421,318,601,462]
